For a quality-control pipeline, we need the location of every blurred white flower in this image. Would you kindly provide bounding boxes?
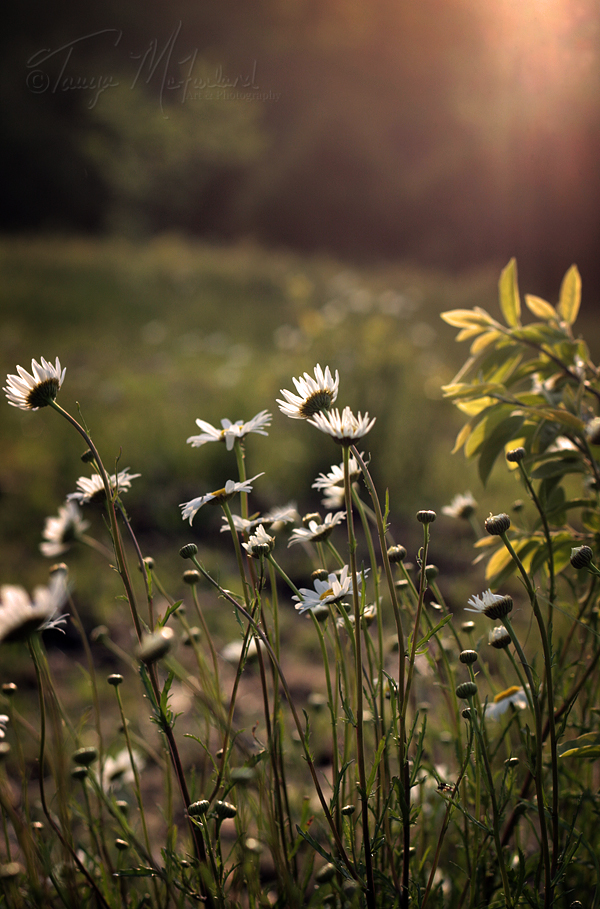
[102,748,145,791]
[442,492,477,520]
[40,501,89,557]
[485,686,528,721]
[312,453,362,491]
[277,364,339,419]
[187,410,272,451]
[180,474,263,525]
[4,357,66,411]
[0,715,8,738]
[0,572,68,644]
[288,511,346,547]
[309,407,375,443]
[68,469,140,506]
[221,503,298,534]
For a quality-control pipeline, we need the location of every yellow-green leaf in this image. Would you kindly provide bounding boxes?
[498,258,521,328]
[524,295,558,321]
[456,326,485,343]
[538,409,585,432]
[441,309,493,329]
[452,421,473,454]
[470,330,502,355]
[558,265,581,326]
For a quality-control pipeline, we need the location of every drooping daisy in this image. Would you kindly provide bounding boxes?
[242,525,275,558]
[40,501,90,558]
[465,589,513,620]
[180,474,264,525]
[0,572,68,644]
[309,407,376,444]
[485,686,528,721]
[277,364,339,419]
[293,566,354,614]
[442,492,477,520]
[221,503,298,534]
[67,468,141,506]
[187,410,272,451]
[4,357,66,411]
[287,511,346,547]
[313,453,363,508]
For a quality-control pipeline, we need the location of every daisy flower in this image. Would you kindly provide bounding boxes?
[102,748,145,791]
[287,511,346,547]
[309,406,376,444]
[187,410,272,451]
[465,589,513,620]
[312,453,362,491]
[0,716,8,739]
[68,468,140,506]
[485,686,528,721]
[40,501,89,558]
[293,565,354,614]
[221,503,298,534]
[0,572,68,644]
[180,473,264,525]
[4,357,66,411]
[242,525,275,557]
[277,364,339,419]
[442,492,477,520]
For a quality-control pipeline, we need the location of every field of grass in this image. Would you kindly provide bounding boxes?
[2,236,599,908]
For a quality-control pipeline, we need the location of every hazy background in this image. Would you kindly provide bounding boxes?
[2,0,600,298]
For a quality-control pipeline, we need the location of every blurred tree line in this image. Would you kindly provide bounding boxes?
[2,0,600,296]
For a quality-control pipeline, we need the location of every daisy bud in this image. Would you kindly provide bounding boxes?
[341,804,356,816]
[182,627,201,646]
[71,766,88,780]
[512,499,524,512]
[188,800,210,817]
[0,862,22,879]
[215,800,237,819]
[505,757,519,768]
[459,650,478,665]
[180,543,198,559]
[115,838,129,851]
[417,510,436,524]
[136,627,175,665]
[140,556,154,571]
[312,568,330,582]
[483,595,513,620]
[485,513,511,535]
[462,621,476,633]
[569,902,583,909]
[81,449,96,463]
[183,569,201,585]
[570,545,593,569]
[315,863,336,884]
[461,707,472,720]
[456,681,478,700]
[2,683,17,697]
[73,746,98,766]
[116,800,129,816]
[425,564,439,580]
[107,674,123,687]
[506,447,526,463]
[585,418,600,446]
[387,545,407,563]
[0,743,11,762]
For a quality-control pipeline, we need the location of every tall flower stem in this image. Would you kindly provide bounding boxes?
[499,529,558,899]
[342,445,375,909]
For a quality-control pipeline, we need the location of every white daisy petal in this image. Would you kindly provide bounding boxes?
[277,364,339,419]
[0,572,69,644]
[308,407,375,443]
[4,357,65,411]
[180,473,264,525]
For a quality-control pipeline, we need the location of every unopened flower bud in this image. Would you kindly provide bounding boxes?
[2,683,17,697]
[136,627,175,665]
[462,621,476,633]
[0,743,11,762]
[115,838,129,851]
[107,674,123,687]
[387,545,407,564]
[570,545,593,569]
[489,627,512,650]
[585,418,600,446]
[456,681,478,700]
[215,800,237,819]
[461,707,472,720]
[505,757,519,768]
[139,557,154,572]
[485,513,511,535]
[179,543,198,559]
[302,512,322,527]
[425,564,439,581]
[183,570,201,586]
[71,766,88,780]
[506,447,526,463]
[188,800,210,817]
[417,510,436,524]
[315,863,336,883]
[484,595,513,620]
[459,650,478,665]
[311,568,329,582]
[341,804,356,816]
[73,746,98,766]
[81,449,95,464]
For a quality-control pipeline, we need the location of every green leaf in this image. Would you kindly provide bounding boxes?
[498,258,521,328]
[530,456,584,479]
[478,414,525,485]
[464,404,514,460]
[441,309,494,329]
[558,264,581,326]
[525,294,558,321]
